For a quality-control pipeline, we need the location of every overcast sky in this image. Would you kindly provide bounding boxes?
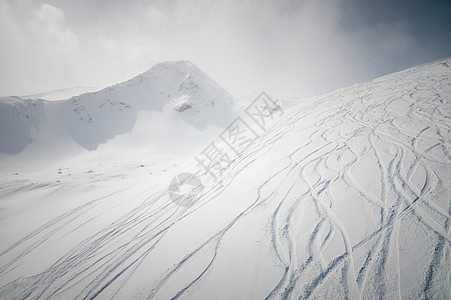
[1,0,450,98]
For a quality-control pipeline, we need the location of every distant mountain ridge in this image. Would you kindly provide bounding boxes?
[0,60,238,155]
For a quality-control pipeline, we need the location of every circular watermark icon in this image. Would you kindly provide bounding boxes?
[168,172,203,207]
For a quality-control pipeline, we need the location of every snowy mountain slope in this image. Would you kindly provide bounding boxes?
[0,59,450,299]
[0,97,44,154]
[0,60,237,161]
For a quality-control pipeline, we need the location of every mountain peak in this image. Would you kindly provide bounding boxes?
[150,59,197,70]
[138,60,200,79]
[0,59,238,154]
[114,60,236,113]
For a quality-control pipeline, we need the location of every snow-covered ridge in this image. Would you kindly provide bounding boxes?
[88,60,236,112]
[0,60,238,155]
[22,86,101,101]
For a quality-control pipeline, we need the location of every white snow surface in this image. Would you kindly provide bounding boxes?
[0,60,450,299]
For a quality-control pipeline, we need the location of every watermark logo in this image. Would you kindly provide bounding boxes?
[169,92,283,207]
[245,92,283,130]
[168,172,204,207]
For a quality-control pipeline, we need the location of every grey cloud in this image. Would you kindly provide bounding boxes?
[1,0,450,98]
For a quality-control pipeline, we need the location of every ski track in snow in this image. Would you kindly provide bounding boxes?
[0,63,450,299]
